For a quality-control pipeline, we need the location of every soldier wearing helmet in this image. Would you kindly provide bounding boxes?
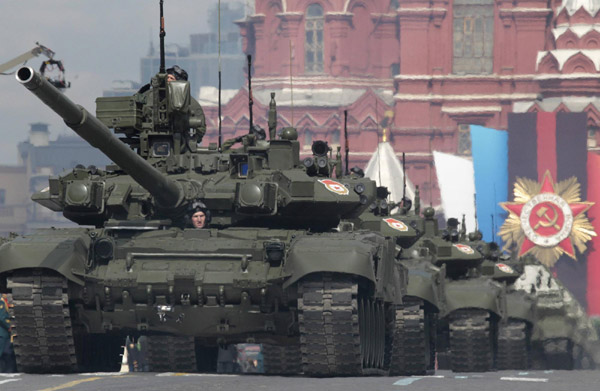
[166,65,188,82]
[187,200,211,229]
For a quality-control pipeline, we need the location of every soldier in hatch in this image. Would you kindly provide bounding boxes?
[187,200,211,229]
[137,65,207,145]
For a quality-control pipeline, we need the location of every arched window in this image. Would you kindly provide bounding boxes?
[453,0,494,74]
[304,129,313,147]
[305,4,324,73]
[331,129,340,145]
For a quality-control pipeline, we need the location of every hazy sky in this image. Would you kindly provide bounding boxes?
[0,0,243,165]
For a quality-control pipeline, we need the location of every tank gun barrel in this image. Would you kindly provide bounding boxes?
[16,67,183,207]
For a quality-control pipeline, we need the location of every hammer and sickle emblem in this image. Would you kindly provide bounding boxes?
[534,205,560,231]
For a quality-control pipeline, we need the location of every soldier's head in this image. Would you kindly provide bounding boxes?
[187,200,211,228]
[166,65,188,82]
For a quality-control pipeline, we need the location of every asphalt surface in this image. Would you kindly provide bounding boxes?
[1,370,600,391]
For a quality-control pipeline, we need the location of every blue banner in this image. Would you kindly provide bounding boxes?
[470,125,508,243]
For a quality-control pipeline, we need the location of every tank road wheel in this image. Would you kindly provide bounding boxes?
[497,319,531,370]
[262,341,302,375]
[388,298,434,376]
[449,309,494,372]
[7,269,77,373]
[298,274,386,376]
[147,335,197,372]
[543,338,574,370]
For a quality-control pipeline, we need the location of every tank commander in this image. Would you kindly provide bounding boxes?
[137,65,207,145]
[187,200,211,229]
[165,65,187,82]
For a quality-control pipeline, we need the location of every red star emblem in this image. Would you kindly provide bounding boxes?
[501,171,592,258]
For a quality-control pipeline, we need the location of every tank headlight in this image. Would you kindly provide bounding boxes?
[94,238,114,261]
[316,156,328,168]
[66,182,89,205]
[354,183,365,194]
[303,157,315,168]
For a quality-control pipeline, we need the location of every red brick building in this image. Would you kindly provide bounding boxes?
[201,0,600,207]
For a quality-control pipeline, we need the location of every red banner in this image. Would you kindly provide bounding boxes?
[587,152,600,315]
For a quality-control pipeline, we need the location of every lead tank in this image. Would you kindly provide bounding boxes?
[0,64,409,376]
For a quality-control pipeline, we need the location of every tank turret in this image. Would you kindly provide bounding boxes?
[17,67,199,212]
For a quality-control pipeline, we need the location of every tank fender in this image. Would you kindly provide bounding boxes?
[506,289,536,324]
[0,232,90,285]
[406,264,446,312]
[282,237,376,289]
[443,278,506,318]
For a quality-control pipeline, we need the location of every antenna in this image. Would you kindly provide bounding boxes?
[268,92,277,140]
[344,110,349,175]
[428,137,433,206]
[218,0,222,152]
[247,54,254,133]
[491,213,495,243]
[402,152,407,205]
[474,193,479,231]
[159,0,166,74]
[375,98,382,189]
[289,40,294,126]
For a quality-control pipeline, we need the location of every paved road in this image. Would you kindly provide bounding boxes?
[1,370,600,391]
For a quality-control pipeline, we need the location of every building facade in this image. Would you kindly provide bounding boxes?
[202,0,600,207]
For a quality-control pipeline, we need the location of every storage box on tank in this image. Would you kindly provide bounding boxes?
[96,96,142,131]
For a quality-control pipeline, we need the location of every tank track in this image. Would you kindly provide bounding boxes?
[262,342,302,375]
[297,275,363,376]
[449,309,494,372]
[389,298,432,375]
[543,338,573,370]
[7,270,77,373]
[147,335,197,372]
[75,334,124,372]
[497,319,530,370]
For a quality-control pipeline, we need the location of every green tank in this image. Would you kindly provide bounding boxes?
[446,224,600,371]
[478,242,537,370]
[0,65,409,376]
[353,192,511,373]
[350,189,441,375]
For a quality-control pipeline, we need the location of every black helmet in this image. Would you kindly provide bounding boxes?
[350,166,365,178]
[187,200,211,223]
[166,65,188,81]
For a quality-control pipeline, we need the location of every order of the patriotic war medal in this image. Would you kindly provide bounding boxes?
[499,170,595,267]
